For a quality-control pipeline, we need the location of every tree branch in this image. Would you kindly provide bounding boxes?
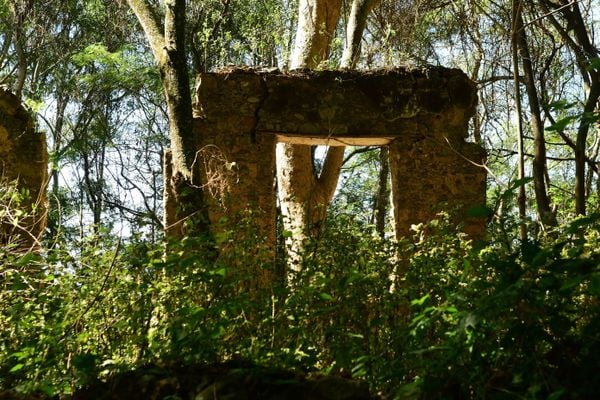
[316,146,345,205]
[126,0,165,61]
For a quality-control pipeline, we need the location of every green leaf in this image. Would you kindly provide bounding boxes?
[214,231,231,244]
[73,353,97,373]
[501,177,533,201]
[394,381,421,400]
[581,111,598,126]
[547,389,566,400]
[9,363,24,373]
[560,276,584,291]
[546,100,576,111]
[410,294,430,307]
[565,214,600,234]
[588,58,600,71]
[24,98,45,113]
[546,115,577,132]
[76,332,89,343]
[342,270,363,286]
[319,292,334,301]
[38,384,57,397]
[16,252,35,266]
[12,347,35,361]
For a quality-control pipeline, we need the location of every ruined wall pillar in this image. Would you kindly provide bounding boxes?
[383,69,487,240]
[0,88,48,251]
[163,72,278,288]
[389,136,486,240]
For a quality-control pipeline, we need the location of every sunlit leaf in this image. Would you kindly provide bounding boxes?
[410,294,430,306]
[9,363,24,373]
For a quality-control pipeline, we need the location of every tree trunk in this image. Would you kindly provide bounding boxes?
[278,0,343,271]
[539,0,600,216]
[126,0,209,238]
[291,0,343,69]
[569,2,600,216]
[278,0,378,272]
[373,146,389,238]
[512,0,528,241]
[340,0,380,69]
[8,1,29,99]
[48,93,68,241]
[515,4,555,227]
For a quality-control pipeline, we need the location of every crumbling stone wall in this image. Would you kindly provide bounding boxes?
[164,66,486,262]
[187,72,278,287]
[192,71,277,239]
[0,88,48,250]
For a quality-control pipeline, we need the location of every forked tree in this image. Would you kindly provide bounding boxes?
[278,0,379,271]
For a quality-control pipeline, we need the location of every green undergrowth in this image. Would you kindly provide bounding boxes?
[1,213,599,399]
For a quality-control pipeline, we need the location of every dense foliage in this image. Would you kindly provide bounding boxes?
[1,188,599,398]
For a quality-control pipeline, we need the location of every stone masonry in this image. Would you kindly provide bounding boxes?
[0,87,48,250]
[164,66,486,260]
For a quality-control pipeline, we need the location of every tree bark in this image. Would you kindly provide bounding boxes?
[126,0,209,237]
[278,0,343,271]
[8,1,29,99]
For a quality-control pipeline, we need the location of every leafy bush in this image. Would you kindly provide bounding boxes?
[1,210,599,399]
[390,214,600,399]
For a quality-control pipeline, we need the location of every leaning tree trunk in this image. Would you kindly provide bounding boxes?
[127,0,209,239]
[340,0,380,69]
[515,4,555,227]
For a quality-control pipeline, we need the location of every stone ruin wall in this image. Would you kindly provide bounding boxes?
[0,67,483,258]
[191,72,277,244]
[0,88,48,250]
[164,67,487,257]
